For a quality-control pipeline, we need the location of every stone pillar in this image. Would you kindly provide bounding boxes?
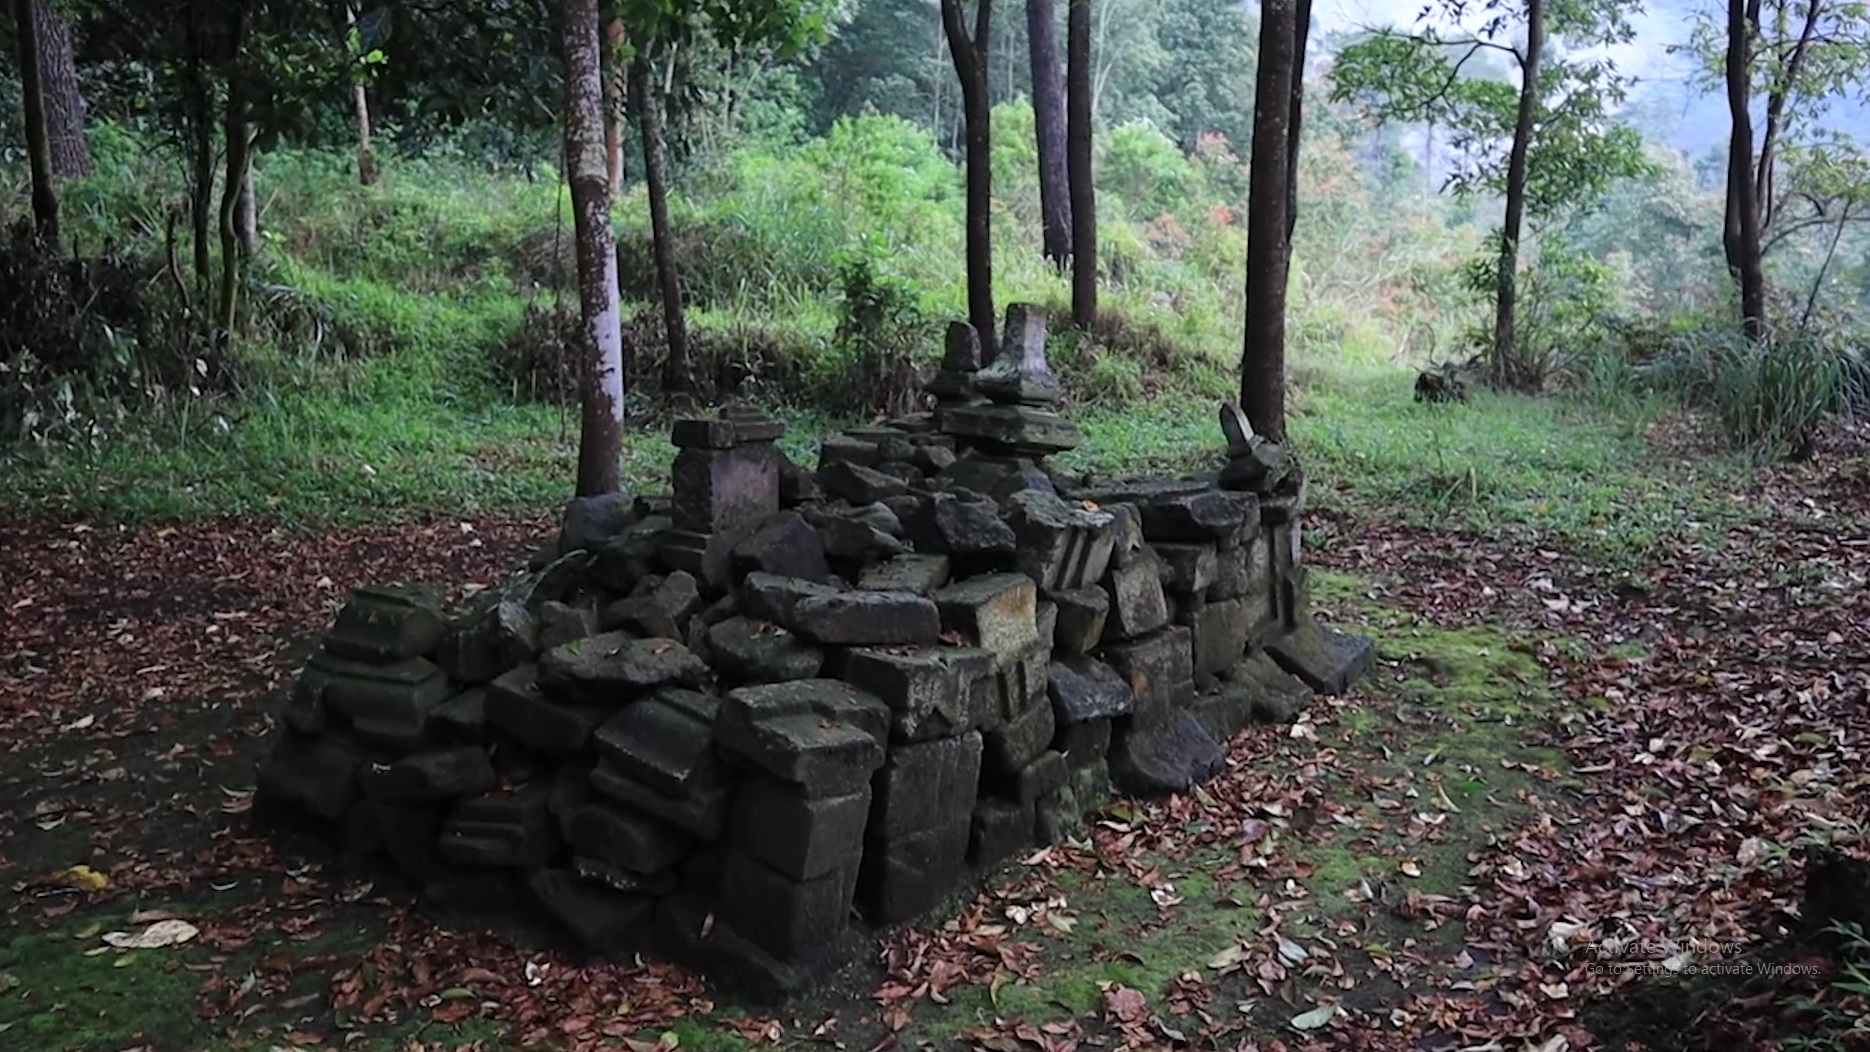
[663,406,784,591]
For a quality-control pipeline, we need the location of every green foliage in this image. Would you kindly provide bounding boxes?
[1665,327,1848,457]
[831,246,929,417]
[1458,236,1623,389]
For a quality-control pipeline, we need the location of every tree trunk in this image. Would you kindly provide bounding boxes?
[347,4,379,185]
[604,18,626,197]
[31,0,90,178]
[13,0,60,244]
[1027,0,1071,268]
[941,0,997,356]
[1753,0,1821,234]
[1283,0,1311,243]
[1067,0,1096,327]
[1492,0,1542,387]
[631,54,689,396]
[237,158,257,254]
[563,0,626,496]
[1240,0,1296,441]
[1725,0,1767,339]
[185,4,213,289]
[217,9,253,351]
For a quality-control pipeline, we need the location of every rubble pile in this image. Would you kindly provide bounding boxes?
[256,304,1372,998]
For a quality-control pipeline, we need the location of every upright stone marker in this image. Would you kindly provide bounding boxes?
[665,406,784,590]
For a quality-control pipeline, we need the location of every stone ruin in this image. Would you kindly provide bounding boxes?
[254,303,1374,999]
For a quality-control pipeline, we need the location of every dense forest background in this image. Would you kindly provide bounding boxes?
[3,0,1868,516]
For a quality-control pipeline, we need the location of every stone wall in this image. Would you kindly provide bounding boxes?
[255,304,1372,1000]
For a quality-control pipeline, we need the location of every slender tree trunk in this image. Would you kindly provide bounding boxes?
[604,17,626,196]
[631,54,689,395]
[1027,0,1071,267]
[346,5,379,186]
[237,158,257,254]
[1283,0,1311,243]
[13,0,59,244]
[217,9,253,351]
[31,0,90,178]
[1492,0,1542,387]
[185,5,213,289]
[1067,0,1096,327]
[1801,204,1848,332]
[563,0,625,496]
[1240,0,1296,441]
[941,0,997,356]
[1725,0,1766,340]
[1753,0,1821,234]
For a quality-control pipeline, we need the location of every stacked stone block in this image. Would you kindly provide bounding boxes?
[256,307,1372,1002]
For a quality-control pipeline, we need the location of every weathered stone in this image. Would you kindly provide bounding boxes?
[528,868,657,956]
[1155,543,1218,595]
[367,800,444,880]
[1004,749,1068,806]
[1102,555,1170,642]
[282,677,329,736]
[560,492,639,554]
[733,780,871,881]
[870,730,983,839]
[576,854,681,897]
[935,573,1038,663]
[1220,441,1294,493]
[538,632,709,705]
[909,493,1018,558]
[1139,490,1256,542]
[305,650,451,730]
[359,748,496,803]
[1006,490,1117,591]
[859,554,952,594]
[324,585,445,662]
[1109,710,1225,797]
[731,511,834,584]
[916,444,959,474]
[1102,627,1195,723]
[438,785,557,869]
[437,588,536,685]
[1048,656,1135,724]
[985,645,1050,722]
[859,819,969,924]
[715,680,891,797]
[567,801,693,874]
[1207,547,1253,602]
[593,688,720,796]
[719,403,786,444]
[982,692,1055,774]
[655,893,813,1002]
[1107,504,1147,568]
[1219,402,1255,455]
[741,572,843,626]
[1054,716,1111,768]
[968,797,1034,869]
[816,516,907,563]
[706,617,824,684]
[779,451,822,506]
[818,460,910,505]
[1224,652,1315,724]
[589,517,672,593]
[941,404,1082,456]
[936,454,1058,503]
[1267,620,1375,695]
[719,851,857,958]
[841,647,982,743]
[1050,588,1109,654]
[941,320,984,373]
[1035,780,1082,845]
[789,591,941,646]
[671,417,738,450]
[256,733,361,820]
[538,600,600,652]
[1192,598,1252,680]
[485,665,603,754]
[1036,600,1058,653]
[671,443,780,536]
[974,304,1064,405]
[590,761,731,841]
[818,434,881,469]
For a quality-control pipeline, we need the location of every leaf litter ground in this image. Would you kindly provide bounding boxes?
[2,444,1867,1051]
